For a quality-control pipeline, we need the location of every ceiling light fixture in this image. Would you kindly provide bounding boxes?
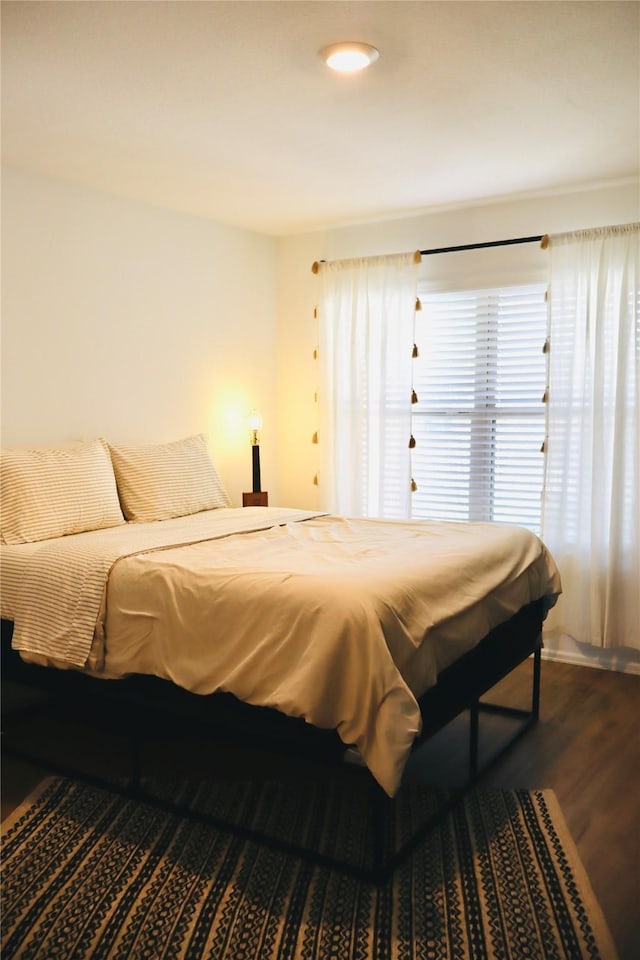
[321,41,380,73]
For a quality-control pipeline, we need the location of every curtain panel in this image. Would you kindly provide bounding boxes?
[542,223,640,650]
[317,252,419,518]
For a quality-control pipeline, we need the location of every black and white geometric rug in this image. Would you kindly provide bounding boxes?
[1,776,619,959]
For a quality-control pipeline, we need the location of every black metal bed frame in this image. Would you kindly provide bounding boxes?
[1,599,543,884]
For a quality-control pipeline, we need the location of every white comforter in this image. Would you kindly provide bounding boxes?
[2,508,561,795]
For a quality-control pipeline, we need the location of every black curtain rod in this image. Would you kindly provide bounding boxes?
[311,234,547,272]
[420,235,544,256]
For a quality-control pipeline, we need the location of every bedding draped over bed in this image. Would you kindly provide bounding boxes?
[1,508,561,796]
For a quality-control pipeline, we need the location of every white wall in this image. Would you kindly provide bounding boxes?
[1,165,278,505]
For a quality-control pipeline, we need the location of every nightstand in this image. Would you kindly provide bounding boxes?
[242,491,269,507]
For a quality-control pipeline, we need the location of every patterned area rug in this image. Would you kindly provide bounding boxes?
[1,776,618,959]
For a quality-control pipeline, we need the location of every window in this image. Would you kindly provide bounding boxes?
[411,284,547,534]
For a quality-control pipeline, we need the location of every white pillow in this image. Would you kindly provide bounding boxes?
[109,434,231,522]
[0,438,125,544]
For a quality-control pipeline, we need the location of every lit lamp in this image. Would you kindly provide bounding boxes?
[320,41,380,73]
[243,410,268,507]
[249,409,262,492]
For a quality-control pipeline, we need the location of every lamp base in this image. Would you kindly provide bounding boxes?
[242,492,269,507]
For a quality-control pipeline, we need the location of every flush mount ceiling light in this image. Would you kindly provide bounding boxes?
[321,41,380,73]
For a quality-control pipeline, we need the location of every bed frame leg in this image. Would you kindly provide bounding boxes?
[370,783,392,882]
[469,700,479,781]
[467,638,543,787]
[129,732,142,792]
[532,641,542,721]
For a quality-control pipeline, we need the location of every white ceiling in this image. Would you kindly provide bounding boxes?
[2,1,638,236]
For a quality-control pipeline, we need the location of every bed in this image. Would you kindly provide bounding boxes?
[0,435,562,879]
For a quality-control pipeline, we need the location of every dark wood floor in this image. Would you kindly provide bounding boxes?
[2,657,639,960]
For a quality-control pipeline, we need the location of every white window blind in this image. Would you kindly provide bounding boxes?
[411,284,547,533]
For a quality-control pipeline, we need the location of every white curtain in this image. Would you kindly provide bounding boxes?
[542,223,640,650]
[317,252,419,518]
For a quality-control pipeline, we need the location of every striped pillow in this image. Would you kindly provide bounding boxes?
[0,439,125,544]
[109,434,230,522]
